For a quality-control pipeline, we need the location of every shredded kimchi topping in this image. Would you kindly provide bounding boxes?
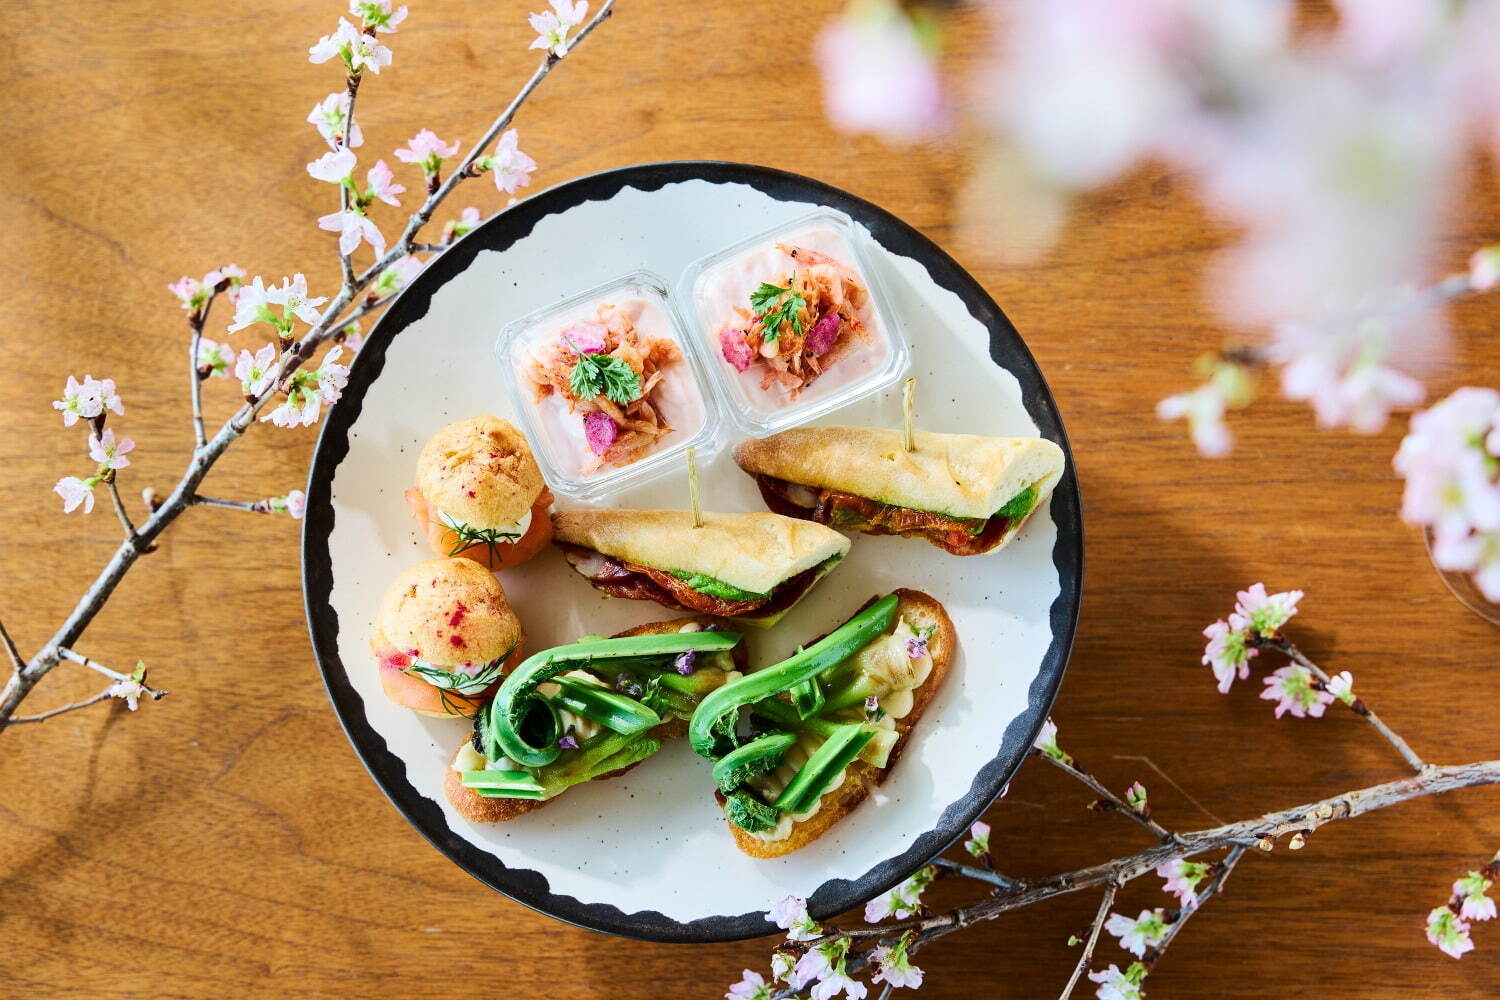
[524,302,682,473]
[717,243,871,398]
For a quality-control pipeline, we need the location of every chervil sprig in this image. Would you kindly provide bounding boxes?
[750,274,805,343]
[565,338,641,404]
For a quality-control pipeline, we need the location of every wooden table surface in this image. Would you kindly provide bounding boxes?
[3,1,1498,996]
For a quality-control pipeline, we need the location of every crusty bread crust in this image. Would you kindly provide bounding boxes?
[376,557,524,666]
[725,588,955,859]
[552,509,850,596]
[734,427,1064,522]
[444,615,746,824]
[416,414,545,529]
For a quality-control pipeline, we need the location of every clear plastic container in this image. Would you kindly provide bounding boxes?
[676,207,910,435]
[494,271,721,502]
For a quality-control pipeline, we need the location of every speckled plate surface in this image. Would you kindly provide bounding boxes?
[301,162,1082,942]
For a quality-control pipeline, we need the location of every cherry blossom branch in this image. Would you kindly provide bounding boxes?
[931,857,1022,892]
[0,2,619,733]
[187,288,223,450]
[1256,635,1429,774]
[101,473,138,542]
[7,688,117,725]
[1142,845,1246,970]
[189,495,280,514]
[1034,748,1181,845]
[0,618,22,673]
[1057,881,1119,1000]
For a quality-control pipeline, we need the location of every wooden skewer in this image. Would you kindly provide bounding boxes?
[902,377,916,452]
[687,446,703,528]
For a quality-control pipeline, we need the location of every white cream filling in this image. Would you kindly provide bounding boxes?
[538,669,605,741]
[452,742,521,774]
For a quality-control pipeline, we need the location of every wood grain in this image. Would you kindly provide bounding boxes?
[2,1,1498,996]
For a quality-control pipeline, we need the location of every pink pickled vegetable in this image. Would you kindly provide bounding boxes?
[806,313,841,355]
[561,321,608,355]
[583,411,618,454]
[719,327,753,372]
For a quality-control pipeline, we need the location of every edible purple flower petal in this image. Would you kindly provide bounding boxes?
[905,634,929,659]
[674,649,696,675]
[557,734,580,750]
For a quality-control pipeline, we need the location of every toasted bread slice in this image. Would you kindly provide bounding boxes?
[723,588,955,858]
[446,615,746,824]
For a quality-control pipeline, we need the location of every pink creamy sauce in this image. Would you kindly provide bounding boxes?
[509,297,707,481]
[694,225,889,414]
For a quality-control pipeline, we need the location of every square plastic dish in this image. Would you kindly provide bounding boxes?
[676,207,910,436]
[494,270,722,503]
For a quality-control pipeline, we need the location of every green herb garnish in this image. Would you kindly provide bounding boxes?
[565,337,642,404]
[439,513,526,561]
[749,274,805,344]
[995,484,1039,523]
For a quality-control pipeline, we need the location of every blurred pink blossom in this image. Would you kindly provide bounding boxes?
[815,0,944,144]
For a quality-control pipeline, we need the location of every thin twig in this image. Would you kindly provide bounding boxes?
[0,3,620,731]
[1143,845,1246,968]
[103,475,138,544]
[932,857,1023,892]
[7,689,114,725]
[1261,637,1428,774]
[408,242,445,253]
[189,494,273,513]
[0,618,23,673]
[57,647,148,686]
[1058,882,1119,1000]
[1036,750,1182,844]
[188,291,219,450]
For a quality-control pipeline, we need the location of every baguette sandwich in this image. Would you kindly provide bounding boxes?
[552,509,850,628]
[370,556,527,718]
[446,617,747,823]
[688,588,954,857]
[734,426,1064,556]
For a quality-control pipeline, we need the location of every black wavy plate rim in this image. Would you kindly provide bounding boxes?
[300,160,1084,943]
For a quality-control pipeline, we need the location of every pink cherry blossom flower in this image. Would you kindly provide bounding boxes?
[364,159,405,206]
[963,819,991,859]
[370,255,426,298]
[1234,583,1304,637]
[307,91,363,149]
[1156,859,1209,908]
[1394,388,1500,545]
[814,0,944,144]
[811,971,867,1000]
[529,0,589,57]
[227,277,278,334]
[263,391,323,429]
[1033,717,1071,763]
[318,208,386,257]
[279,489,308,520]
[1455,873,1497,922]
[1325,670,1355,704]
[316,346,350,404]
[561,321,608,355]
[770,952,796,984]
[88,428,135,470]
[482,129,536,195]
[236,344,278,397]
[1260,664,1335,719]
[54,476,97,514]
[395,129,461,173]
[870,936,923,990]
[1279,346,1425,435]
[308,18,392,75]
[864,866,934,923]
[767,895,820,942]
[195,337,234,378]
[208,263,247,303]
[53,375,122,426]
[1104,909,1169,958]
[106,675,147,710]
[308,148,357,185]
[725,969,771,1000]
[1202,617,1255,693]
[350,0,407,33]
[266,273,328,325]
[168,275,206,310]
[1088,963,1147,1000]
[1426,907,1475,959]
[442,205,483,243]
[338,322,365,354]
[1471,246,1500,292]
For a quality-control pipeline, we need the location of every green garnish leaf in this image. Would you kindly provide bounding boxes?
[995,484,1038,522]
[749,274,805,344]
[724,790,781,833]
[567,345,642,405]
[667,570,766,602]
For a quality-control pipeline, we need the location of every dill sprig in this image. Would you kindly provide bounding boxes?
[564,336,642,404]
[441,514,526,562]
[749,273,806,343]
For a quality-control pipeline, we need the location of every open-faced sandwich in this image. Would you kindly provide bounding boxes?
[734,426,1065,556]
[371,556,527,718]
[446,617,747,823]
[687,589,954,857]
[404,414,555,570]
[552,509,851,628]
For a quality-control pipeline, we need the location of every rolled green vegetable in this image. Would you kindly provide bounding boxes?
[493,631,743,768]
[689,594,899,759]
[752,700,898,769]
[774,724,876,816]
[724,791,781,833]
[790,676,825,719]
[550,675,662,736]
[712,731,796,794]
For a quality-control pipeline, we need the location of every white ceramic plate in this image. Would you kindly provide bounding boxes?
[302,162,1082,942]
